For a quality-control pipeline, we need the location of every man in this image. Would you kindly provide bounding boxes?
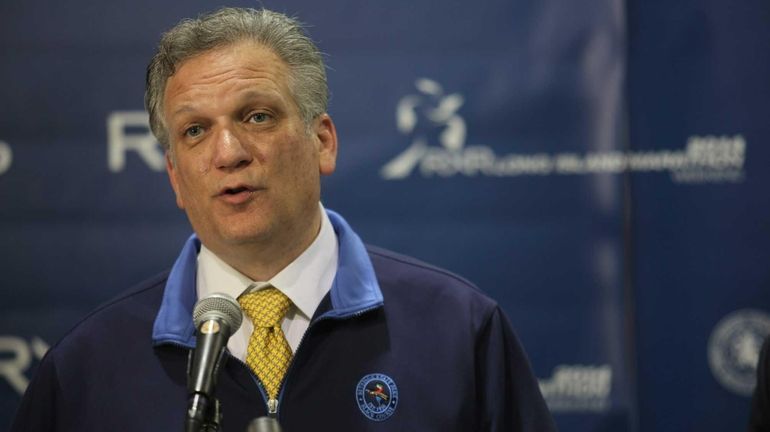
[750,336,770,431]
[12,7,555,431]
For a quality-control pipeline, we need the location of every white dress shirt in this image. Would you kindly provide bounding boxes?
[196,204,339,361]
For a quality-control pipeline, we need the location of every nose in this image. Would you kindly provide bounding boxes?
[212,125,252,170]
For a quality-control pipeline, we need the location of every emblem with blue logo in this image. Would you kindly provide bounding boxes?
[356,373,398,421]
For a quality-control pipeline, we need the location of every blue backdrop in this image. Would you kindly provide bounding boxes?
[1,0,768,430]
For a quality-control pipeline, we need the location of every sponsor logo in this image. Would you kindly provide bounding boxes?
[355,373,398,421]
[708,309,770,396]
[107,111,165,172]
[381,78,465,180]
[538,364,612,412]
[0,140,12,175]
[0,336,50,395]
[381,79,746,184]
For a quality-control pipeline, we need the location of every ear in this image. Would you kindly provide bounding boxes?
[165,152,185,209]
[314,114,338,176]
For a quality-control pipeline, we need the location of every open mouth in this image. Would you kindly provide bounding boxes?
[217,185,257,204]
[223,186,250,195]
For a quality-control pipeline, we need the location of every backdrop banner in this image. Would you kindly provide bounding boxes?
[1,0,767,430]
[627,0,770,429]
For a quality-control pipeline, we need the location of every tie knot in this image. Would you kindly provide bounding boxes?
[238,287,291,328]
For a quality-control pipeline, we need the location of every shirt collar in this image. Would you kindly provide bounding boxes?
[196,203,338,320]
[152,207,383,347]
[270,206,338,319]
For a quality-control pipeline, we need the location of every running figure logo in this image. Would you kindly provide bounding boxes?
[381,78,466,179]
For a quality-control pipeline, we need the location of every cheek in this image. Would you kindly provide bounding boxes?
[288,134,319,166]
[285,148,318,185]
[190,149,210,174]
[197,160,209,174]
[175,162,207,200]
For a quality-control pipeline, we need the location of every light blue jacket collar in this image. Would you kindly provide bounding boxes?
[151,210,383,347]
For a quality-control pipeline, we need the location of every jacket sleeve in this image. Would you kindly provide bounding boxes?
[475,306,558,432]
[10,348,61,432]
[749,337,770,432]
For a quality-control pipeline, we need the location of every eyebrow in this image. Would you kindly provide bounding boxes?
[170,90,284,115]
[237,89,285,105]
[170,105,197,118]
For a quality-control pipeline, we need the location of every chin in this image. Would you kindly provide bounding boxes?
[220,227,271,246]
[195,219,270,249]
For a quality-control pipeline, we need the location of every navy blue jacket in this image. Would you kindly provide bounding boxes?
[12,211,555,431]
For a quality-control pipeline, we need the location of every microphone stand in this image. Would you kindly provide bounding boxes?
[185,293,243,432]
[185,390,222,432]
[184,339,225,432]
[246,416,282,432]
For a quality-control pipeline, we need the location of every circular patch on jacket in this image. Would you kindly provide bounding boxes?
[356,373,398,421]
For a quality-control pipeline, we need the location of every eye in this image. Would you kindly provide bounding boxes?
[248,112,271,123]
[185,125,204,138]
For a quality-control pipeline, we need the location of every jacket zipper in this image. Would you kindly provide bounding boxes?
[273,304,383,419]
[159,303,383,420]
[158,341,274,418]
[224,352,274,416]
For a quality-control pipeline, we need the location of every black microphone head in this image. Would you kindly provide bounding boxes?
[193,293,243,332]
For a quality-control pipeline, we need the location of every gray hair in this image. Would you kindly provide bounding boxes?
[145,7,328,150]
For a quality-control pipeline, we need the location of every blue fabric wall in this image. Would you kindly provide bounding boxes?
[0,0,767,430]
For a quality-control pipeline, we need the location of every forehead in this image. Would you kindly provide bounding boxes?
[163,41,292,107]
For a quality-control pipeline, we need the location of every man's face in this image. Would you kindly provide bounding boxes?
[163,41,337,262]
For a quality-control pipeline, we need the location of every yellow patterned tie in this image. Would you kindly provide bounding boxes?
[238,287,293,400]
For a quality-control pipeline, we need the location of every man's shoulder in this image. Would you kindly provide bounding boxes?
[365,244,498,313]
[47,271,170,360]
[75,270,169,328]
[366,245,476,286]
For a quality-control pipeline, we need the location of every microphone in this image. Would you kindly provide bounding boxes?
[246,417,283,432]
[186,293,243,432]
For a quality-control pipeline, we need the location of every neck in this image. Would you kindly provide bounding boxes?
[207,209,323,282]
